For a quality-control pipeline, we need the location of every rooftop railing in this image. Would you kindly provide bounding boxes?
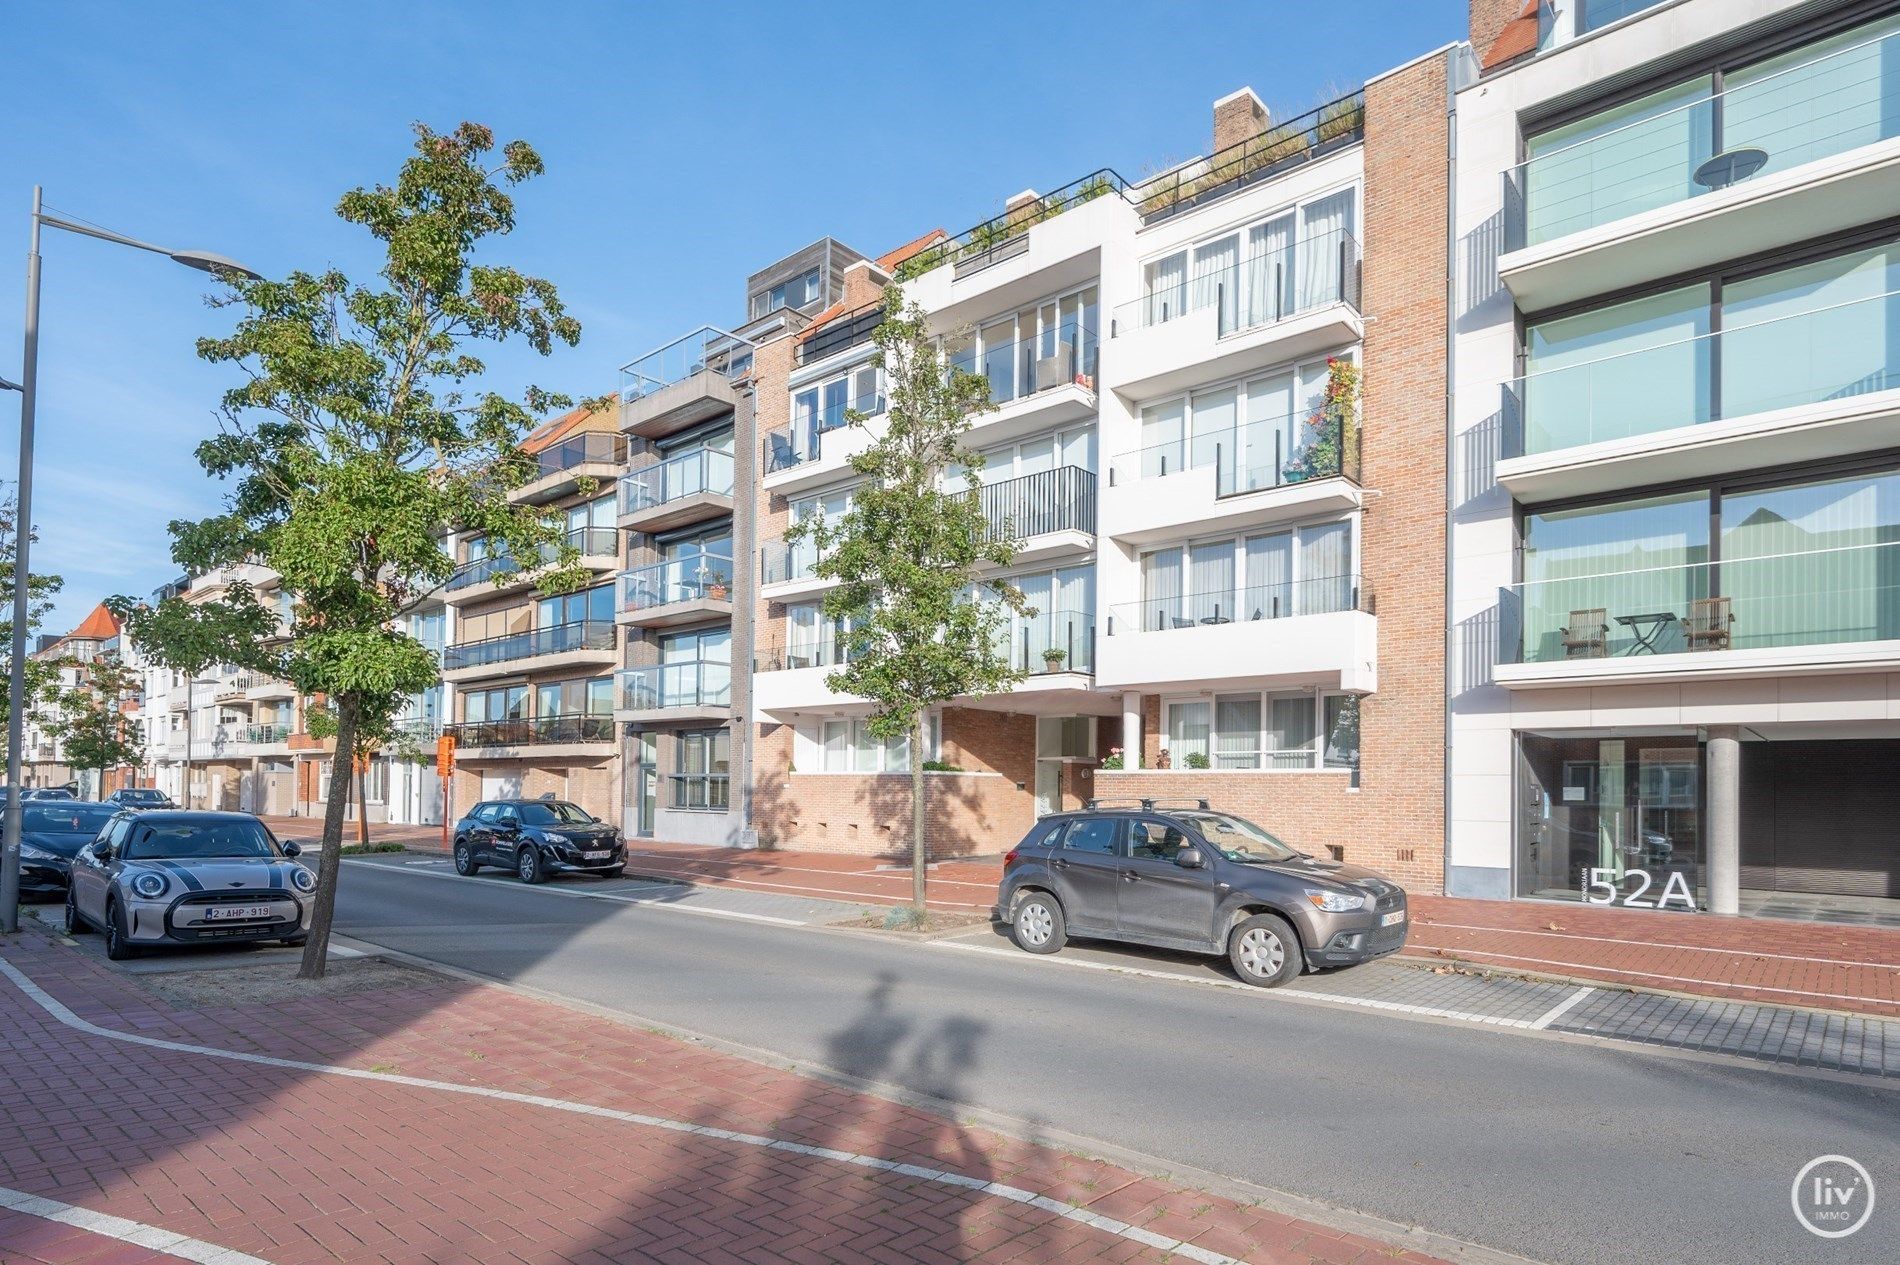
[1107,407,1360,492]
[1111,228,1361,336]
[619,448,735,516]
[441,619,616,672]
[892,171,1133,282]
[1108,574,1370,634]
[618,661,731,711]
[1499,540,1900,665]
[1134,94,1365,226]
[797,299,886,365]
[1503,23,1900,250]
[619,325,756,402]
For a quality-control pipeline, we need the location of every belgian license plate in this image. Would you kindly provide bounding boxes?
[1380,910,1406,927]
[583,851,610,861]
[206,904,270,921]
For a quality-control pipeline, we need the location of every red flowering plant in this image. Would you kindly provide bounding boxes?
[1283,356,1361,483]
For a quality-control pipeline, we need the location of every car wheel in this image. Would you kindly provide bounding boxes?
[104,900,139,962]
[63,887,92,936]
[453,840,478,876]
[1229,913,1301,988]
[1009,891,1066,955]
[516,846,544,885]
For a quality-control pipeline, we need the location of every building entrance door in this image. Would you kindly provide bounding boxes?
[1034,760,1060,817]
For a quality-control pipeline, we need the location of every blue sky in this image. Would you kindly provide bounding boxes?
[1,0,1458,635]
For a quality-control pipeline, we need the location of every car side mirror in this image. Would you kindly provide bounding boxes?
[93,843,115,863]
[1175,847,1205,869]
[281,841,302,858]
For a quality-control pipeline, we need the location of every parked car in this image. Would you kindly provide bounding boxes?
[23,787,78,801]
[106,787,177,810]
[17,801,120,897]
[992,800,1408,987]
[451,798,625,884]
[64,810,314,960]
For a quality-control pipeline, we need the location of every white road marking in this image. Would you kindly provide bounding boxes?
[1412,945,1894,1007]
[0,958,1250,1265]
[0,1183,271,1264]
[343,858,811,926]
[1528,986,1596,1031]
[1417,921,1900,973]
[931,940,1568,1029]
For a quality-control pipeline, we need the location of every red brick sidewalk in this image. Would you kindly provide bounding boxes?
[0,923,1442,1265]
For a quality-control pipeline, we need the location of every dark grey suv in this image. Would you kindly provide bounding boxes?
[992,800,1407,987]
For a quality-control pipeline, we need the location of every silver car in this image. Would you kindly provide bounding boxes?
[64,810,315,960]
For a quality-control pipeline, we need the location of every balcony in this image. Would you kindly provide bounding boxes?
[1133,94,1364,227]
[1104,230,1362,400]
[617,555,735,629]
[618,449,734,533]
[965,465,1096,564]
[759,538,833,602]
[512,432,627,506]
[761,387,885,495]
[1497,289,1900,502]
[615,661,732,725]
[215,674,261,702]
[1097,575,1376,693]
[205,722,292,757]
[443,527,620,601]
[1497,541,1900,687]
[1499,25,1900,310]
[796,299,884,366]
[1102,409,1361,546]
[439,619,617,682]
[620,326,755,440]
[442,714,614,757]
[902,173,1136,327]
[957,328,1099,451]
[245,676,296,702]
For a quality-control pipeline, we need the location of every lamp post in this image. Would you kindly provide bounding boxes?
[0,187,258,933]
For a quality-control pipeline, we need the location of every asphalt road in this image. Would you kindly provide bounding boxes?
[330,860,1899,1265]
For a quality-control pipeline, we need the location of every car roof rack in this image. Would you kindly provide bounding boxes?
[1082,797,1213,812]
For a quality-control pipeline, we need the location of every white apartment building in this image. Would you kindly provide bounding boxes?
[1451,0,1900,919]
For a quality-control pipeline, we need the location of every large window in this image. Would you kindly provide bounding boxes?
[1517,732,1702,906]
[752,267,822,320]
[1135,357,1340,490]
[462,685,527,723]
[535,677,614,718]
[1137,519,1355,629]
[1163,693,1357,771]
[791,364,882,456]
[1139,188,1357,332]
[815,715,941,773]
[942,286,1099,403]
[672,730,730,810]
[537,582,614,629]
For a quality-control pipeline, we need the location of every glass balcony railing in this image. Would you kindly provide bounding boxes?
[619,555,735,611]
[618,661,731,711]
[529,432,625,481]
[442,714,614,747]
[760,537,824,587]
[963,466,1096,541]
[753,632,852,674]
[763,388,886,474]
[446,527,620,591]
[235,723,292,745]
[1503,288,1900,458]
[947,326,1098,406]
[1112,229,1362,336]
[1108,574,1370,634]
[1499,541,1900,665]
[1107,408,1360,491]
[620,326,755,402]
[619,449,735,515]
[441,620,616,672]
[1504,23,1900,250]
[1002,608,1095,674]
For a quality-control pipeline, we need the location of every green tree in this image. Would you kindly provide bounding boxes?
[0,495,65,757]
[112,121,588,978]
[793,288,1025,923]
[47,657,142,794]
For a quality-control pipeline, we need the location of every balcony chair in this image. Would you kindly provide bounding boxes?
[1686,597,1734,652]
[768,431,797,472]
[1560,608,1608,659]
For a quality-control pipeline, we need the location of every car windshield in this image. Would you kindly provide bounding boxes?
[122,819,281,860]
[24,804,115,833]
[520,801,594,826]
[1176,812,1303,863]
[118,789,165,802]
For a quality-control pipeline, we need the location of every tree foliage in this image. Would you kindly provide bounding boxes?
[0,496,64,750]
[47,657,142,789]
[111,121,587,977]
[792,287,1025,916]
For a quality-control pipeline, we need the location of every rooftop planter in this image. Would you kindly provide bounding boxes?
[1136,91,1365,225]
[892,170,1133,282]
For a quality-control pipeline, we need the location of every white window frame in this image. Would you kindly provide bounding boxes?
[1136,351,1347,486]
[1160,690,1356,772]
[802,713,943,773]
[1136,512,1360,626]
[1135,181,1361,326]
[940,282,1099,403]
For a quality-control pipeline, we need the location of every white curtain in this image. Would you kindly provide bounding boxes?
[1245,214,1294,328]
[1298,522,1352,614]
[1214,694,1262,769]
[1192,234,1239,334]
[1144,253,1187,326]
[1245,532,1294,619]
[1188,540,1235,624]
[1245,371,1296,490]
[1298,191,1355,311]
[1140,549,1183,631]
[1141,399,1187,479]
[1190,385,1238,491]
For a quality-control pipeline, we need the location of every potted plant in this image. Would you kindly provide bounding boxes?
[706,573,730,601]
[1184,751,1210,770]
[1100,747,1124,770]
[1041,647,1068,672]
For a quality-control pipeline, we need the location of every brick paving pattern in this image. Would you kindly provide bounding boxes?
[0,923,1444,1265]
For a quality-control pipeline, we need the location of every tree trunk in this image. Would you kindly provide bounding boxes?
[298,694,358,980]
[911,712,927,921]
[355,759,369,845]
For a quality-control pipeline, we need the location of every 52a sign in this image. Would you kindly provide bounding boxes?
[1581,867,1697,911]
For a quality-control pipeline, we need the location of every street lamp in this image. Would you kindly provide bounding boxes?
[0,187,259,933]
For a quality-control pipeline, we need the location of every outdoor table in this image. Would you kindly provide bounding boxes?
[1615,611,1678,655]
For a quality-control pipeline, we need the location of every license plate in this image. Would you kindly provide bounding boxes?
[205,904,271,921]
[1380,911,1406,927]
[583,851,610,861]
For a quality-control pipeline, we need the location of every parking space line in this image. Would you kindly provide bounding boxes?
[1416,945,1892,1008]
[0,1183,272,1264]
[1528,986,1596,1031]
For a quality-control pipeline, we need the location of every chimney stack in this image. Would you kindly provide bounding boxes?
[1212,87,1269,154]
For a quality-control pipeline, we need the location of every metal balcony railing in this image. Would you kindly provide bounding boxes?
[619,449,735,515]
[963,465,1096,541]
[1134,93,1365,225]
[442,620,616,672]
[892,170,1133,282]
[1107,409,1360,491]
[618,661,731,711]
[1109,574,1371,634]
[445,527,620,591]
[797,298,885,365]
[442,714,615,747]
[619,555,735,611]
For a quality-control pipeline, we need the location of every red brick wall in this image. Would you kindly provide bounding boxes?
[1470,0,1525,53]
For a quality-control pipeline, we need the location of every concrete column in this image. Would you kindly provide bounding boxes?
[1121,692,1143,768]
[1705,726,1741,917]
